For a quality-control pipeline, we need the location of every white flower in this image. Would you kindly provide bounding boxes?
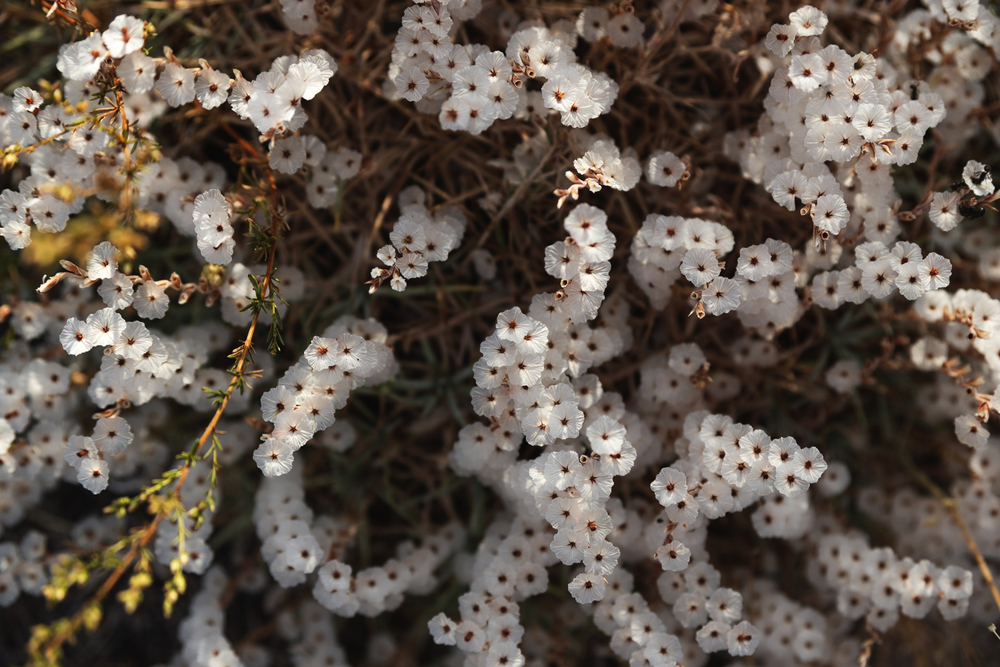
[62,435,95,468]
[29,195,70,233]
[790,446,826,483]
[92,416,133,455]
[87,241,119,280]
[837,266,869,304]
[77,458,109,494]
[680,248,721,287]
[770,170,807,211]
[98,272,135,310]
[817,44,851,86]
[397,252,428,279]
[269,136,306,174]
[789,5,828,36]
[853,103,892,141]
[390,216,426,251]
[195,67,232,109]
[736,244,774,281]
[586,415,626,455]
[114,321,153,361]
[578,7,609,42]
[247,91,293,133]
[607,12,643,48]
[567,571,605,604]
[12,87,42,113]
[789,54,826,91]
[253,436,294,476]
[439,97,469,131]
[103,15,145,58]
[119,52,157,93]
[86,308,126,347]
[155,62,197,107]
[395,65,430,102]
[696,620,731,653]
[286,60,329,100]
[764,23,797,56]
[860,259,897,299]
[646,150,686,187]
[955,414,989,449]
[496,307,531,342]
[895,100,933,134]
[0,190,27,226]
[962,160,993,197]
[58,35,107,82]
[134,281,169,319]
[583,538,620,576]
[811,194,849,235]
[655,541,691,572]
[727,621,760,656]
[918,252,951,290]
[651,467,687,506]
[826,359,861,393]
[1,219,31,250]
[464,93,497,135]
[60,318,94,355]
[811,271,841,309]
[894,263,926,300]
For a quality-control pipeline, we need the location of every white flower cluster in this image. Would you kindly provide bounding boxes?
[56,15,147,82]
[433,206,653,662]
[0,330,172,526]
[810,239,952,308]
[928,159,997,233]
[253,316,397,477]
[0,363,70,498]
[576,7,645,48]
[253,469,340,588]
[255,467,462,619]
[275,136,362,209]
[193,189,235,265]
[897,0,1000,65]
[227,50,337,151]
[370,185,467,292]
[152,457,222,575]
[57,14,339,170]
[748,588,834,663]
[135,156,228,238]
[0,20,352,253]
[427,516,549,666]
[286,602,352,667]
[453,203,621,467]
[56,243,262,409]
[854,475,1000,624]
[178,567,243,667]
[388,3,622,134]
[652,413,828,532]
[0,78,153,250]
[62,418,133,495]
[912,288,1000,380]
[277,0,322,35]
[734,1,998,261]
[313,524,462,618]
[557,137,641,206]
[524,415,637,603]
[0,532,49,608]
[814,531,974,630]
[628,214,737,312]
[763,11,942,240]
[591,579,757,664]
